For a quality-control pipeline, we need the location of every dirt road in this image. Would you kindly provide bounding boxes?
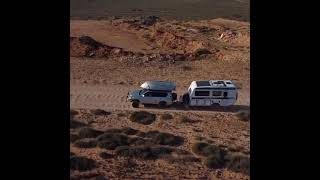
[70,83,249,113]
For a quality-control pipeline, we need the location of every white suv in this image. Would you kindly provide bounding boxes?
[126,81,177,108]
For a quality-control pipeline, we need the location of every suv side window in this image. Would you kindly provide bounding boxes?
[150,92,158,97]
[159,92,168,97]
[150,92,167,97]
[144,92,152,97]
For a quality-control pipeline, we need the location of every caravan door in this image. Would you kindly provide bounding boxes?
[192,90,211,106]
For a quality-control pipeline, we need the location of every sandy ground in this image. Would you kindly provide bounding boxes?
[71,109,249,179]
[70,17,250,179]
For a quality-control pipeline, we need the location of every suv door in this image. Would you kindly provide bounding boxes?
[152,92,169,104]
[142,91,154,104]
[143,91,169,104]
[149,92,164,104]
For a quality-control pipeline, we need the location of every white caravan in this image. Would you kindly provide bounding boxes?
[181,80,238,106]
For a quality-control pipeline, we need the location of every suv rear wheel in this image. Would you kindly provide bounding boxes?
[172,93,177,101]
[159,101,167,108]
[182,93,190,105]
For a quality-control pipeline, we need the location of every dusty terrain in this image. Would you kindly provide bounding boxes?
[70,109,249,179]
[70,15,250,179]
[70,0,250,21]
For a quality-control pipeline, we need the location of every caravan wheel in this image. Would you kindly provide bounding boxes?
[184,104,190,109]
[182,93,190,105]
[212,103,220,107]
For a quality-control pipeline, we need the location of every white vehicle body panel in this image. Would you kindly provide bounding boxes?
[187,80,238,106]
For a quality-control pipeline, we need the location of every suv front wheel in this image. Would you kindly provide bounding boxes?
[159,101,167,108]
[132,100,139,108]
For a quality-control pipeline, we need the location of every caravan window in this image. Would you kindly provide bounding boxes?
[223,92,228,97]
[195,91,210,96]
[212,91,222,96]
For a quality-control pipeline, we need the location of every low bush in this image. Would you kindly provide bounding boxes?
[74,138,97,148]
[78,127,104,139]
[70,156,96,171]
[129,111,156,125]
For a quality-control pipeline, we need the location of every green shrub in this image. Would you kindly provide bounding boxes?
[121,127,140,135]
[104,128,140,135]
[70,119,86,129]
[160,113,173,120]
[70,133,80,143]
[74,138,97,148]
[180,116,199,123]
[104,129,123,134]
[204,155,225,169]
[129,111,156,125]
[78,127,104,139]
[225,153,250,175]
[70,156,96,171]
[117,113,127,117]
[127,137,147,146]
[192,142,225,158]
[145,131,184,146]
[236,111,250,122]
[136,131,146,138]
[228,145,243,152]
[115,145,174,160]
[91,109,111,116]
[97,133,129,150]
[99,152,114,159]
[192,142,210,155]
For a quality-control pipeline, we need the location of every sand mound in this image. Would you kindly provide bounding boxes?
[70,35,215,61]
[70,36,105,57]
[70,36,125,58]
[151,30,189,50]
[149,30,212,54]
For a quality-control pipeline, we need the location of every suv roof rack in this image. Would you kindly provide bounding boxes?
[140,81,176,91]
